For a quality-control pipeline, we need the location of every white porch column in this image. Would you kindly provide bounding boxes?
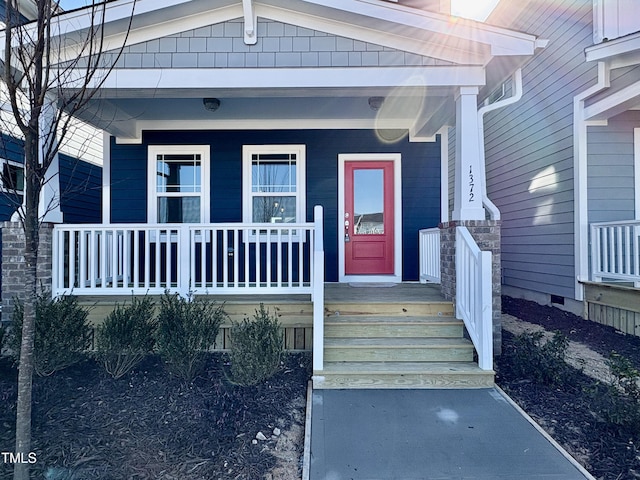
[38,95,63,223]
[452,86,486,221]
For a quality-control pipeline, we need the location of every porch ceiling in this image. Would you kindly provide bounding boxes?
[81,86,453,141]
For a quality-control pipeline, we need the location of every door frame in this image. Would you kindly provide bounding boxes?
[338,153,402,283]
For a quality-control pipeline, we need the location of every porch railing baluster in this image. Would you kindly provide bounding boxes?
[591,220,640,284]
[52,220,321,297]
[418,227,441,284]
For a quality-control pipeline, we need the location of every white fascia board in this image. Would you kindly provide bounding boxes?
[586,31,640,63]
[80,66,486,91]
[44,0,538,66]
[583,80,640,120]
[50,3,242,65]
[257,4,486,64]
[296,0,540,55]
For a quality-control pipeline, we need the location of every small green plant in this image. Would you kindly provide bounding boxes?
[156,291,226,382]
[95,296,157,379]
[607,351,640,399]
[511,330,570,386]
[586,352,640,432]
[8,291,92,376]
[228,304,284,386]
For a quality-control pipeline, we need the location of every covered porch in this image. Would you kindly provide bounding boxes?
[6,0,546,386]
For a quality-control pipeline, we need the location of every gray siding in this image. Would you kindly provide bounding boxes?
[98,18,453,69]
[484,0,596,299]
[587,111,640,223]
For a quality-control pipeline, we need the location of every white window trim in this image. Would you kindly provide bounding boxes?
[147,145,210,224]
[635,128,640,220]
[338,153,403,283]
[242,144,306,225]
[0,158,24,193]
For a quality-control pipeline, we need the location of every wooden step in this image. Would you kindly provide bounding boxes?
[324,302,454,318]
[314,362,495,389]
[324,315,463,338]
[324,337,475,363]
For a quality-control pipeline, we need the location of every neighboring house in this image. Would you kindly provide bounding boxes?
[1,0,548,384]
[480,0,640,334]
[0,0,103,300]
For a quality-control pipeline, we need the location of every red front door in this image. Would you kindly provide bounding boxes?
[344,161,394,275]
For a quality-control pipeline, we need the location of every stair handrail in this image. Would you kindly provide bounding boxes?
[455,226,493,371]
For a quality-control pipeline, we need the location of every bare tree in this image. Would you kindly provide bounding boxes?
[1,1,135,478]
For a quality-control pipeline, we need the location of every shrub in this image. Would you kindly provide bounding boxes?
[228,304,284,386]
[510,330,570,386]
[96,296,156,379]
[8,291,92,376]
[607,351,640,400]
[598,352,640,429]
[156,291,226,382]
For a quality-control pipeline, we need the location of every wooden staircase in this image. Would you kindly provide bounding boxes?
[314,298,495,389]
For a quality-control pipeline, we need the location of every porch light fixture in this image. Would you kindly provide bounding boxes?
[203,98,221,111]
[368,96,385,111]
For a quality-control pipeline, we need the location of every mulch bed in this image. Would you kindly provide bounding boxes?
[0,352,311,480]
[498,297,640,480]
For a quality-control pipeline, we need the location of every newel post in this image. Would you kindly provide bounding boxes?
[312,205,325,373]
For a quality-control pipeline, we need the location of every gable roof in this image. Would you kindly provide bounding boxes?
[27,0,545,140]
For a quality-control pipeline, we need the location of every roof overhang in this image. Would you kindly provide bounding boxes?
[9,0,543,141]
[586,31,640,69]
[583,31,640,121]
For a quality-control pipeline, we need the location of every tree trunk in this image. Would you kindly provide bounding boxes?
[13,132,41,480]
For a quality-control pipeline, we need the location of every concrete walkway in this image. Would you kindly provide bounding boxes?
[309,388,594,480]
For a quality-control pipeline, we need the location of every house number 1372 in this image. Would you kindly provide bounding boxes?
[469,165,475,202]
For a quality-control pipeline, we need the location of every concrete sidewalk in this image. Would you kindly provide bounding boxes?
[309,388,594,480]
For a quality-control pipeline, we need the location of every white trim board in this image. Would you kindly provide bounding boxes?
[635,128,640,220]
[147,145,211,223]
[337,153,403,283]
[241,144,307,224]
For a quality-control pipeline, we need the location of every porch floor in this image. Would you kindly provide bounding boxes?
[78,282,445,310]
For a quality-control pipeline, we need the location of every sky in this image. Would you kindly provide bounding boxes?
[58,0,501,21]
[58,0,93,11]
[451,0,500,21]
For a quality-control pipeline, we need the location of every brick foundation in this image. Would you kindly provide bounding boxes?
[440,220,502,355]
[1,222,54,323]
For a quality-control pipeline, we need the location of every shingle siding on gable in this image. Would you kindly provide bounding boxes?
[587,111,640,224]
[483,0,595,299]
[99,18,453,69]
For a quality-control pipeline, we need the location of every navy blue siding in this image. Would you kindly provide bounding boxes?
[110,130,441,281]
[110,143,148,223]
[59,153,102,223]
[0,134,103,300]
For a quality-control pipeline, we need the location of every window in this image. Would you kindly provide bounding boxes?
[0,159,24,192]
[148,146,209,223]
[243,145,306,224]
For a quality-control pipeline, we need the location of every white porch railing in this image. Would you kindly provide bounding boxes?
[455,226,493,371]
[419,227,441,283]
[590,220,640,285]
[52,210,325,298]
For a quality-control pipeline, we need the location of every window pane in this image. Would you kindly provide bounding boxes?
[252,196,296,223]
[354,169,384,234]
[158,197,201,223]
[2,163,24,191]
[251,155,296,193]
[157,157,201,193]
